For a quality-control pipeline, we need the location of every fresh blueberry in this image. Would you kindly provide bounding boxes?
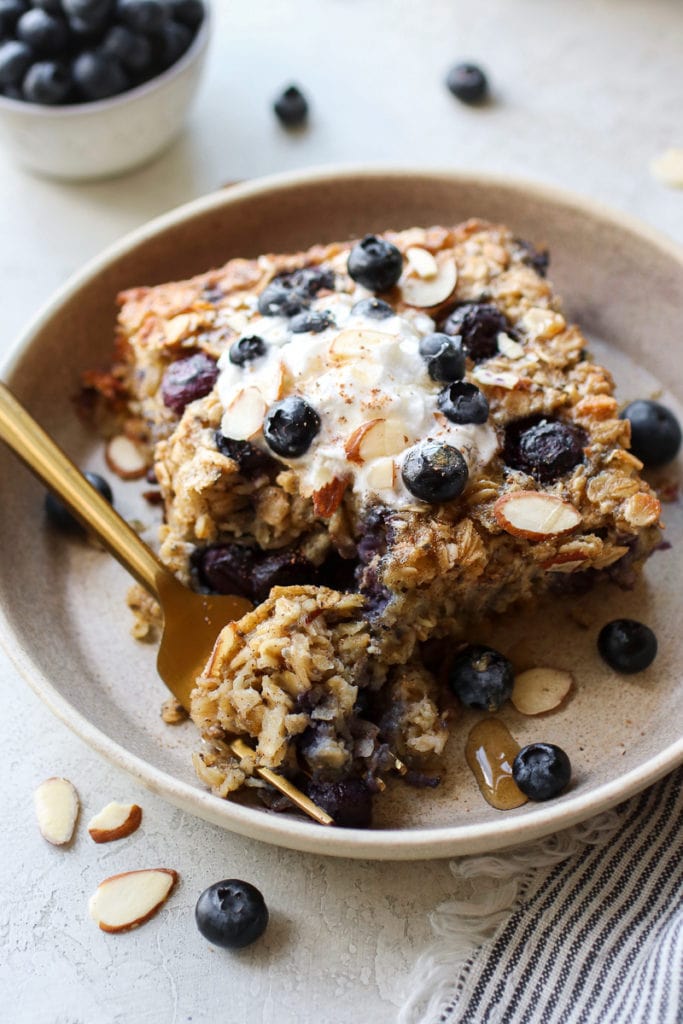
[619,399,682,467]
[116,0,166,32]
[30,0,63,12]
[161,352,218,414]
[22,58,71,101]
[512,743,571,801]
[446,61,489,104]
[289,309,335,334]
[16,7,67,53]
[419,332,466,383]
[304,778,373,828]
[401,442,469,503]
[228,334,267,366]
[597,619,657,674]
[351,297,394,320]
[72,49,129,99]
[195,879,269,950]
[263,396,321,457]
[347,235,403,293]
[250,547,317,601]
[441,301,508,362]
[273,83,308,127]
[45,471,113,532]
[0,39,32,86]
[166,0,203,28]
[447,644,513,711]
[214,432,278,477]
[1,80,22,96]
[504,417,586,482]
[257,266,335,318]
[156,17,191,68]
[64,0,113,35]
[101,24,152,72]
[0,1,27,38]
[515,237,550,278]
[437,380,489,424]
[194,543,255,599]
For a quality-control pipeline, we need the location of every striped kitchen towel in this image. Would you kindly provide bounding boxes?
[399,767,682,1024]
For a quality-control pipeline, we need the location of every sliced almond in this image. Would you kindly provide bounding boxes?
[512,667,574,715]
[105,435,147,480]
[494,491,582,539]
[87,802,142,844]
[344,418,409,464]
[406,246,439,279]
[399,254,457,308]
[542,553,589,573]
[312,476,349,517]
[34,777,79,846]
[366,457,396,491]
[89,868,178,933]
[329,328,389,362]
[223,387,266,440]
[497,333,525,360]
[472,367,527,390]
[257,361,286,406]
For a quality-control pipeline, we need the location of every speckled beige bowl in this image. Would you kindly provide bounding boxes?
[0,168,681,859]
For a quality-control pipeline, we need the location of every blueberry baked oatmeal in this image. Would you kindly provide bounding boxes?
[89,219,662,825]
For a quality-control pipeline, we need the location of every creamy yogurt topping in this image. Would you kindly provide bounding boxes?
[216,292,499,508]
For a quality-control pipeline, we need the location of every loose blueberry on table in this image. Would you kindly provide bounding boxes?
[512,743,572,801]
[598,619,657,674]
[445,61,489,104]
[619,399,681,467]
[195,879,269,950]
[45,470,113,531]
[273,83,308,127]
[447,644,514,712]
[0,0,205,103]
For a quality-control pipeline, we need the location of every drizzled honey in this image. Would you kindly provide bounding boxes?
[466,718,528,810]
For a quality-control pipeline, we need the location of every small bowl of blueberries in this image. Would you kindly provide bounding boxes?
[0,0,210,180]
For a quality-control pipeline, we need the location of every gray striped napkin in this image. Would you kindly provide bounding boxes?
[399,767,682,1024]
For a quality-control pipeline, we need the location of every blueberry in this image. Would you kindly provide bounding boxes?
[304,778,373,828]
[214,432,278,477]
[263,396,321,458]
[437,381,489,424]
[512,743,571,801]
[257,266,335,318]
[419,332,466,383]
[116,0,166,32]
[273,83,308,127]
[350,297,394,320]
[441,302,508,362]
[401,442,469,503]
[515,238,550,278]
[0,39,32,86]
[447,644,513,711]
[17,7,67,53]
[0,1,27,38]
[45,471,113,532]
[195,879,269,950]
[597,619,657,674]
[157,17,191,68]
[161,352,218,414]
[504,417,586,482]
[347,235,403,293]
[289,309,335,334]
[194,544,255,598]
[446,62,489,104]
[73,50,129,99]
[1,80,21,96]
[31,0,63,12]
[167,0,203,29]
[101,24,152,72]
[250,547,317,601]
[64,0,112,35]
[228,334,267,366]
[619,399,682,468]
[22,58,71,101]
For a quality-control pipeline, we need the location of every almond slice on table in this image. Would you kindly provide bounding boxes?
[89,868,178,933]
[34,777,80,846]
[398,254,458,308]
[344,418,409,464]
[494,491,582,540]
[87,802,143,844]
[223,387,267,440]
[105,435,147,480]
[512,667,574,715]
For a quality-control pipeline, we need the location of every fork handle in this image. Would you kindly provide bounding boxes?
[0,380,166,597]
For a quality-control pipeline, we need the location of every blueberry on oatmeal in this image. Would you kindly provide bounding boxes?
[437,381,489,424]
[257,266,334,318]
[289,309,335,334]
[351,297,394,320]
[512,743,571,801]
[228,335,267,366]
[263,395,321,457]
[347,235,403,293]
[447,645,514,711]
[504,417,586,482]
[441,301,508,362]
[161,352,218,414]
[402,442,469,503]
[419,332,466,383]
[304,778,373,829]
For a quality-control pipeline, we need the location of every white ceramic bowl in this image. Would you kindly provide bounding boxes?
[0,4,211,181]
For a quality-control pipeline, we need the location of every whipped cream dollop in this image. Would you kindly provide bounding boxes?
[216,292,499,508]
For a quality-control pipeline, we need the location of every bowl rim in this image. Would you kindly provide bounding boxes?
[1,165,682,860]
[0,0,211,118]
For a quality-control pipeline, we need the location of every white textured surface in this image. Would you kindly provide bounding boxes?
[1,1,682,1021]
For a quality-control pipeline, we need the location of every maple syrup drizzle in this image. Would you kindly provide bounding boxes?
[466,718,528,810]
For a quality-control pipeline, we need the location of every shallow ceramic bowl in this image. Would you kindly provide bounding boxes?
[1,168,681,859]
[0,4,210,181]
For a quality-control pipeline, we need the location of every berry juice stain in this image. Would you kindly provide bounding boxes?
[465,718,527,810]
